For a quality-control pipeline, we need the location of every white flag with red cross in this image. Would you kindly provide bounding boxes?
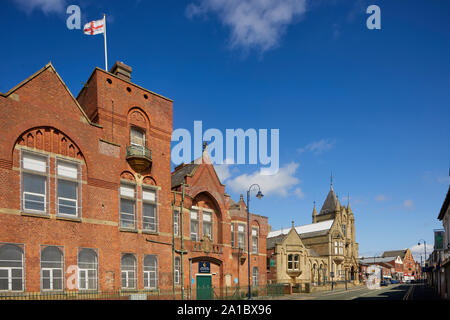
[83,18,105,35]
[83,15,108,71]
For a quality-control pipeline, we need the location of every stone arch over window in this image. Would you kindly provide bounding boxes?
[14,127,85,162]
[142,176,157,186]
[192,191,223,244]
[120,171,136,183]
[127,108,150,150]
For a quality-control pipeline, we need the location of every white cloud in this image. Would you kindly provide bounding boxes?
[375,194,387,202]
[214,158,235,182]
[298,139,335,155]
[403,199,414,209]
[12,0,66,14]
[409,243,433,262]
[227,162,300,197]
[294,187,305,199]
[186,0,307,53]
[437,176,450,184]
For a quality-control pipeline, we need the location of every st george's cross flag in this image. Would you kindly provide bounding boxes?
[83,18,105,35]
[83,15,108,71]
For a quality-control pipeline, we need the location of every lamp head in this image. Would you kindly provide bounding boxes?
[256,191,264,199]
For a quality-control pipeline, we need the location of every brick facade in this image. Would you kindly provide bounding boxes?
[0,62,268,295]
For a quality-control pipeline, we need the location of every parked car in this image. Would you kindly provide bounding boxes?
[390,279,398,284]
[380,280,388,286]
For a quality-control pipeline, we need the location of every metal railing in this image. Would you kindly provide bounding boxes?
[0,284,286,300]
[126,145,152,161]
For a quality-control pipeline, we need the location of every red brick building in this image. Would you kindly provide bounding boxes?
[0,62,268,297]
[382,249,417,281]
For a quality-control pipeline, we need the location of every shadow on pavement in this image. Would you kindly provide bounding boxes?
[353,285,410,300]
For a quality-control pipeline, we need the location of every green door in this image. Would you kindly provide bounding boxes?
[196,275,212,300]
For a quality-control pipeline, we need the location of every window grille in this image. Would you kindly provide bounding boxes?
[56,159,82,218]
[0,243,25,292]
[40,245,64,292]
[78,248,98,291]
[119,183,136,229]
[142,187,158,232]
[20,150,50,215]
[121,253,137,289]
[143,255,158,289]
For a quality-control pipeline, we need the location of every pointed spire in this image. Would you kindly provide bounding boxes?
[291,221,295,228]
[330,171,334,191]
[312,201,317,223]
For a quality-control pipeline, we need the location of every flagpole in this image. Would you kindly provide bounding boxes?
[103,13,108,71]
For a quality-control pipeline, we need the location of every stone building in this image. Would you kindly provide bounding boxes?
[436,184,450,299]
[0,62,268,297]
[267,184,359,289]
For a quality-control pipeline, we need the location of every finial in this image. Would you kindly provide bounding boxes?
[291,221,295,228]
[330,171,334,190]
[203,141,208,151]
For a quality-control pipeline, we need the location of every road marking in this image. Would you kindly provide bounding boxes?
[403,285,414,300]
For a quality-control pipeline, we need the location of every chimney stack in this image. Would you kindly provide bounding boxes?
[109,61,132,82]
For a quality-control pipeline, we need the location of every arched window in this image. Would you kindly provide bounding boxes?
[41,246,64,291]
[252,267,259,287]
[121,254,136,289]
[78,249,98,291]
[174,257,181,285]
[0,244,24,291]
[143,255,158,289]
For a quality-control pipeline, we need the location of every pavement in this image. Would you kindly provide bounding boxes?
[267,283,443,300]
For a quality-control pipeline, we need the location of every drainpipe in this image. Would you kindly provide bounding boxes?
[180,180,185,300]
[172,191,176,297]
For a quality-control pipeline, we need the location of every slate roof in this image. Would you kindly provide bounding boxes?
[266,234,288,250]
[319,187,340,215]
[171,163,198,188]
[382,250,407,259]
[268,220,334,238]
[359,257,395,265]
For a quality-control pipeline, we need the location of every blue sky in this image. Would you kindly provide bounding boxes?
[1,0,449,261]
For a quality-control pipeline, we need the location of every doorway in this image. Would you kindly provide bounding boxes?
[196,275,213,300]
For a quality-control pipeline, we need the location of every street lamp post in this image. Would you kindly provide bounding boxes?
[246,184,263,300]
[418,239,427,284]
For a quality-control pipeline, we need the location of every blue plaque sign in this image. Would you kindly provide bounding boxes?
[199,261,211,273]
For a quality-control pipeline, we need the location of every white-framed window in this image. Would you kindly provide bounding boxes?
[78,248,98,291]
[142,187,158,232]
[334,240,338,255]
[190,210,199,241]
[40,246,64,291]
[251,227,258,254]
[231,223,235,248]
[143,255,158,289]
[56,160,80,217]
[342,224,346,237]
[120,183,136,229]
[339,241,344,255]
[0,243,24,292]
[252,267,258,286]
[21,151,49,214]
[173,210,180,236]
[237,224,245,250]
[121,254,136,289]
[202,210,212,240]
[174,257,181,285]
